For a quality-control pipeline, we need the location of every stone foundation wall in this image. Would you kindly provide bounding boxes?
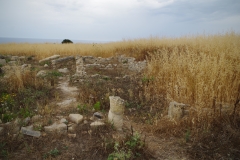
[74,55,147,78]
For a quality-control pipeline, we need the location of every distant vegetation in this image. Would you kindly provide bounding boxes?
[61,39,73,44]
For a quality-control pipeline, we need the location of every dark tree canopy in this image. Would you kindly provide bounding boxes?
[62,39,73,44]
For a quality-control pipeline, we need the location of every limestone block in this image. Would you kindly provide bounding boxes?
[44,122,67,134]
[36,70,47,77]
[68,133,76,138]
[69,114,83,124]
[21,125,41,138]
[0,59,6,65]
[52,56,75,65]
[58,68,69,73]
[39,55,60,63]
[109,96,125,115]
[11,56,19,61]
[90,121,105,127]
[19,56,26,60]
[8,61,17,65]
[68,123,77,133]
[168,101,188,120]
[108,110,123,131]
[60,118,67,124]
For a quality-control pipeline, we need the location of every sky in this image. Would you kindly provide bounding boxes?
[0,0,240,41]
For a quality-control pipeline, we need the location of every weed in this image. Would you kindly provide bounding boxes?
[108,131,145,160]
[48,119,53,125]
[45,70,62,86]
[33,123,42,131]
[0,93,17,122]
[43,148,60,159]
[102,76,110,81]
[19,107,32,118]
[185,129,191,143]
[39,60,50,66]
[0,142,8,158]
[77,104,88,114]
[46,70,62,77]
[93,101,101,111]
[141,75,154,83]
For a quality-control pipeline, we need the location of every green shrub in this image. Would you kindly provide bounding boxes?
[61,39,73,44]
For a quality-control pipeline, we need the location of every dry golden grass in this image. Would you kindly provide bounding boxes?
[1,32,239,109]
[1,32,239,108]
[145,32,240,110]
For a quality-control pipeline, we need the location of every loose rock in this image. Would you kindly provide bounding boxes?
[0,59,6,65]
[58,68,69,73]
[39,55,60,63]
[93,112,104,120]
[21,125,41,138]
[90,121,105,127]
[44,121,67,134]
[11,56,19,61]
[68,133,76,138]
[69,114,83,124]
[36,70,47,77]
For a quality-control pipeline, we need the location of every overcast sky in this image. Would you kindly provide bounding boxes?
[0,0,240,41]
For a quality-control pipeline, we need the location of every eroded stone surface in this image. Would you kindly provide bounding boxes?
[21,125,41,138]
[109,96,125,115]
[58,68,69,73]
[69,114,83,124]
[108,96,125,131]
[0,59,6,65]
[44,121,67,134]
[90,121,105,127]
[36,70,47,77]
[39,55,60,63]
[168,101,189,120]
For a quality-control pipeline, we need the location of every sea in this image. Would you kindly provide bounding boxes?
[0,37,107,44]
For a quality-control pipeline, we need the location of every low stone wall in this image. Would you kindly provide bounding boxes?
[51,56,75,71]
[74,55,147,78]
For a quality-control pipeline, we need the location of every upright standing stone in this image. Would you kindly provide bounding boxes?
[168,101,189,120]
[108,96,125,131]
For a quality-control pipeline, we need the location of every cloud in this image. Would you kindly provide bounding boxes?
[0,0,239,40]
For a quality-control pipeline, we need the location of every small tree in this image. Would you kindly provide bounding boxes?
[61,39,73,44]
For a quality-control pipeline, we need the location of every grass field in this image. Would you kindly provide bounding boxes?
[1,32,239,108]
[0,32,240,159]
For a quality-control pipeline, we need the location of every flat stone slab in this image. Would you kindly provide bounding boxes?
[21,125,41,138]
[90,121,105,127]
[69,114,83,124]
[0,59,6,65]
[52,56,75,64]
[44,122,67,133]
[39,55,60,63]
[58,68,69,73]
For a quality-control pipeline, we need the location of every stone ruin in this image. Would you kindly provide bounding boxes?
[36,54,147,80]
[168,101,235,121]
[108,96,125,131]
[74,55,147,78]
